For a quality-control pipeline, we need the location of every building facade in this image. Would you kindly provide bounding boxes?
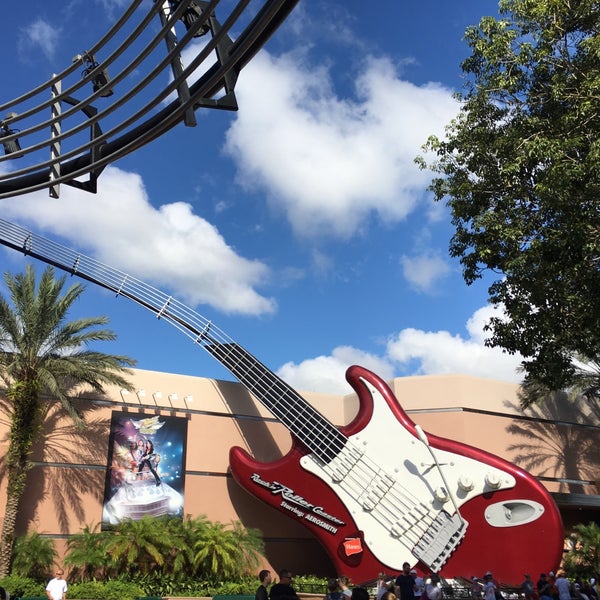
[1,367,598,579]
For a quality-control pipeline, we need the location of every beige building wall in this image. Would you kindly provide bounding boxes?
[1,368,598,577]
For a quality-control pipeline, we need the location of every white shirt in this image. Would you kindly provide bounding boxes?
[46,577,67,600]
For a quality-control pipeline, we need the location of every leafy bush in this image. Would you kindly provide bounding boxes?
[68,580,144,600]
[0,575,45,597]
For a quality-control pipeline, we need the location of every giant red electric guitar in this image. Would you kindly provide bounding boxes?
[0,219,564,584]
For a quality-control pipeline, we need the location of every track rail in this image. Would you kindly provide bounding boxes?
[0,0,298,199]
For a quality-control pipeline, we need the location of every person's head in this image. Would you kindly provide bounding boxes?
[351,588,370,600]
[279,569,293,584]
[137,438,145,448]
[403,562,411,574]
[381,592,397,600]
[524,575,531,580]
[56,568,65,579]
[146,439,154,451]
[259,570,272,585]
[328,579,342,592]
[0,586,7,600]
[410,570,418,579]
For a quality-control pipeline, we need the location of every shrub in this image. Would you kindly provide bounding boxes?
[68,580,144,600]
[0,575,45,597]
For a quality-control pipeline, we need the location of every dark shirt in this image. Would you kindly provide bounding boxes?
[270,583,299,600]
[396,574,416,600]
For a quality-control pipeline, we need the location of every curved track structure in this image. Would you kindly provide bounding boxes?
[0,0,298,199]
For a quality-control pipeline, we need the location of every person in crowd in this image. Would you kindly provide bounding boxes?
[537,573,553,600]
[522,574,537,600]
[554,572,571,600]
[325,579,344,600]
[338,576,352,598]
[471,577,482,600]
[351,588,370,600]
[548,572,558,600]
[395,562,416,600]
[381,592,397,600]
[425,574,442,600]
[377,574,395,600]
[412,570,424,600]
[46,568,67,600]
[269,569,299,600]
[482,573,497,600]
[256,570,272,600]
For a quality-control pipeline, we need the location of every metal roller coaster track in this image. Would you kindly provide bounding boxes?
[0,0,298,199]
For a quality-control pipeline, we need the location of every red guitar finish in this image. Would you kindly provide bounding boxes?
[230,365,564,585]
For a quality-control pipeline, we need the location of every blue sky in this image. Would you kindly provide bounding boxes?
[0,0,525,394]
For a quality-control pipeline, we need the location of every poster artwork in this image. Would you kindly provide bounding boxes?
[102,411,187,527]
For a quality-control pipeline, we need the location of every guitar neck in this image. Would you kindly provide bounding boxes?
[0,219,346,462]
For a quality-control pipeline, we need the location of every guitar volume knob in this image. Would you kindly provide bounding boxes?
[434,486,449,502]
[485,472,502,489]
[457,475,474,491]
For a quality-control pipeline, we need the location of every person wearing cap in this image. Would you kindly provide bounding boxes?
[471,577,482,600]
[482,574,497,600]
[411,570,424,600]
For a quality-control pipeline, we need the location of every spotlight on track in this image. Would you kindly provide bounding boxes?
[0,113,24,158]
[77,52,114,97]
[172,0,210,37]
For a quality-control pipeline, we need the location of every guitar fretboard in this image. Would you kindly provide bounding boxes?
[0,218,347,463]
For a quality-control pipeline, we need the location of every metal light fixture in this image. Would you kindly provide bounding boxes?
[136,389,147,404]
[172,0,210,37]
[79,52,114,97]
[0,113,24,157]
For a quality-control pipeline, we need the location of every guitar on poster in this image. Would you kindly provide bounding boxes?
[0,219,564,585]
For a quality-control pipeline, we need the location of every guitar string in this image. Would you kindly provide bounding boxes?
[0,219,462,562]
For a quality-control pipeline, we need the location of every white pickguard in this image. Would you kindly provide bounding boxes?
[300,377,516,569]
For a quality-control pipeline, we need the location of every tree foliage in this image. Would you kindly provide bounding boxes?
[422,0,600,393]
[0,265,135,577]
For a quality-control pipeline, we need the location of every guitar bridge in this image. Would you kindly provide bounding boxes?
[412,511,468,572]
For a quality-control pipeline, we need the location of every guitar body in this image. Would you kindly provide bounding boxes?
[230,365,563,584]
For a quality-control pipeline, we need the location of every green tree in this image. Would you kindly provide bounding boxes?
[421,0,600,393]
[105,516,173,575]
[193,520,264,580]
[564,521,600,578]
[64,524,113,581]
[11,531,56,581]
[0,265,135,577]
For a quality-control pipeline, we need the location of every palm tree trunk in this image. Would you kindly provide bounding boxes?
[0,381,42,577]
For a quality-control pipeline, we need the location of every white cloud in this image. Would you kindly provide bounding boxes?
[19,19,61,60]
[386,304,523,382]
[1,166,275,316]
[224,51,458,239]
[277,346,395,394]
[277,305,523,393]
[400,252,451,293]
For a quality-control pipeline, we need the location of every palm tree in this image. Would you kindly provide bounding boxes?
[64,524,113,581]
[0,264,135,577]
[11,530,57,581]
[105,516,170,575]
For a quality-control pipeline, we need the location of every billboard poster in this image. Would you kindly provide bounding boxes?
[102,411,187,527]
